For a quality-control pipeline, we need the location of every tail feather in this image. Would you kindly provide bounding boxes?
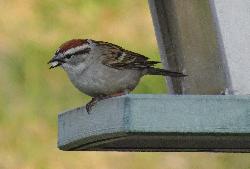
[146,67,187,77]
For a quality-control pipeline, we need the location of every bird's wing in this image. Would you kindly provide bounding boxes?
[98,41,160,70]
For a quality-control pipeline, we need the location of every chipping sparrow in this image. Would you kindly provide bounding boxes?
[48,39,186,113]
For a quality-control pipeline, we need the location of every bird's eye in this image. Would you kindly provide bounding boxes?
[65,54,72,59]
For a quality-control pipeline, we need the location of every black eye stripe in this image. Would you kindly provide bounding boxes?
[64,47,91,59]
[65,54,71,59]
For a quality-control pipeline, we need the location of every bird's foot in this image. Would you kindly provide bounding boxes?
[85,92,128,114]
[86,97,101,114]
[86,95,108,114]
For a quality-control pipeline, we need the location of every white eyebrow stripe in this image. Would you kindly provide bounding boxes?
[64,44,90,55]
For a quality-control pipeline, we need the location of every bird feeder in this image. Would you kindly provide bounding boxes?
[58,0,250,152]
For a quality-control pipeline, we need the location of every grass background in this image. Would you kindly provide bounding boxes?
[0,0,250,168]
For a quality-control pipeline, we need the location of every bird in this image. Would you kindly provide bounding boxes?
[48,39,186,113]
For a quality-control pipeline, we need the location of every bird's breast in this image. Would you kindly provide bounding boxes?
[67,63,142,97]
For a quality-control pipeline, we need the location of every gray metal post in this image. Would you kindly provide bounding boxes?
[149,0,250,95]
[209,0,250,95]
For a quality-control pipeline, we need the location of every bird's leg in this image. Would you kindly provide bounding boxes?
[86,96,103,114]
[99,91,128,101]
[108,91,127,97]
[85,91,128,114]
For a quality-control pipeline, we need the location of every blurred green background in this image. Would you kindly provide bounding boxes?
[0,0,250,169]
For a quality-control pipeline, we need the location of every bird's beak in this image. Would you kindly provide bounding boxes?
[48,55,65,69]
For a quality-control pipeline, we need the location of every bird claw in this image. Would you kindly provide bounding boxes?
[85,103,92,114]
[85,98,98,114]
[85,92,127,114]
